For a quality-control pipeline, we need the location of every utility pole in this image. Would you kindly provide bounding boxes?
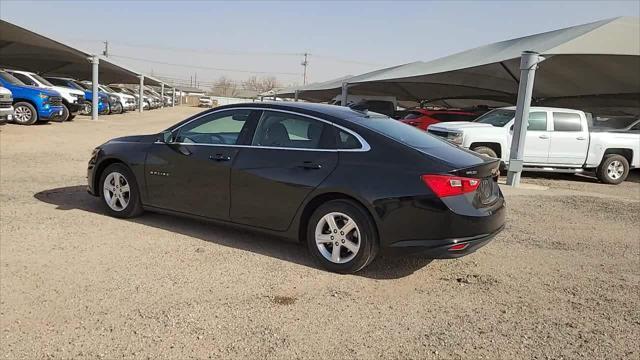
[102,41,109,57]
[195,72,197,88]
[301,52,309,85]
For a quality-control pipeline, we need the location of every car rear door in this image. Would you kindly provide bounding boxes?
[144,109,259,219]
[548,112,589,165]
[230,110,338,231]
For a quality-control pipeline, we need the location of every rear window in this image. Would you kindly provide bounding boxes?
[402,111,423,120]
[553,112,582,132]
[353,114,450,148]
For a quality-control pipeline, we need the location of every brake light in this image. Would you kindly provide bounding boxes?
[421,174,480,198]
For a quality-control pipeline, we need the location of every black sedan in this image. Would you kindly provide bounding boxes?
[87,102,505,273]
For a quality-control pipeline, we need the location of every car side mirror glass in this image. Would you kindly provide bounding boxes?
[161,130,174,143]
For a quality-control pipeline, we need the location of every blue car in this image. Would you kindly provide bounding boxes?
[44,76,110,115]
[0,70,65,125]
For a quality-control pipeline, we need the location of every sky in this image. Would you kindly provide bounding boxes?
[1,0,638,88]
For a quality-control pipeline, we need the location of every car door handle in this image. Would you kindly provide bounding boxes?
[297,161,322,170]
[538,134,549,139]
[576,136,587,140]
[209,154,231,162]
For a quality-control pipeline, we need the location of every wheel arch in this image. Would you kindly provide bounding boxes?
[469,142,502,158]
[297,191,380,244]
[603,148,633,165]
[93,157,130,195]
[13,98,38,109]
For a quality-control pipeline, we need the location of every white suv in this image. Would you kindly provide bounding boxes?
[5,69,85,121]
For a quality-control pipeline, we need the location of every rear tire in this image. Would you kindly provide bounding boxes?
[471,146,498,159]
[596,154,629,185]
[12,102,38,125]
[307,199,378,274]
[99,163,144,218]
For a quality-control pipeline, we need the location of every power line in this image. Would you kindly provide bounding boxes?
[109,54,302,77]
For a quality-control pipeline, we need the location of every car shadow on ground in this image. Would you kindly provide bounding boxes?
[34,186,433,280]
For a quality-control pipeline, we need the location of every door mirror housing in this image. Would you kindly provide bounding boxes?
[160,130,174,143]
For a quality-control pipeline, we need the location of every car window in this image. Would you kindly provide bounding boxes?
[402,111,423,120]
[336,130,361,149]
[175,109,251,145]
[527,112,547,131]
[252,111,326,149]
[0,71,24,85]
[474,109,515,127]
[553,112,582,132]
[630,121,640,131]
[11,73,37,86]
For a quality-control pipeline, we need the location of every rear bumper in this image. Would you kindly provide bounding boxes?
[385,225,504,258]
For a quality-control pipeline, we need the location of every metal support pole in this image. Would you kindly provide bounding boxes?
[506,51,545,187]
[138,75,144,113]
[340,82,349,106]
[90,55,99,120]
[161,83,165,108]
[172,87,175,107]
[294,90,299,102]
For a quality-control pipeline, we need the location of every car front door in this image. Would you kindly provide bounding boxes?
[520,111,551,164]
[548,112,589,165]
[230,110,339,231]
[144,109,258,219]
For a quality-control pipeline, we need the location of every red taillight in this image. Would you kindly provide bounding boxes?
[421,174,480,198]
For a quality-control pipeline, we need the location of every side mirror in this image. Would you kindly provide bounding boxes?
[160,130,174,143]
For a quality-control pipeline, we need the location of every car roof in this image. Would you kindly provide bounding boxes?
[217,101,372,121]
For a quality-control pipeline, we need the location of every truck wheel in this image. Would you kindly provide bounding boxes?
[597,154,629,185]
[13,102,38,125]
[82,101,92,115]
[55,104,69,122]
[471,146,498,159]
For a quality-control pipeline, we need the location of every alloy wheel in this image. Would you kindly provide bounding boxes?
[607,160,624,180]
[103,172,131,211]
[315,212,361,264]
[14,105,32,123]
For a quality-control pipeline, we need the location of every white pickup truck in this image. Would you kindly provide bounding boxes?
[427,106,640,184]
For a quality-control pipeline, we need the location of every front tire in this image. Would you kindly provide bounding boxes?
[471,146,498,159]
[82,101,92,115]
[307,199,378,274]
[99,163,144,218]
[12,102,38,125]
[596,154,629,185]
[56,104,70,122]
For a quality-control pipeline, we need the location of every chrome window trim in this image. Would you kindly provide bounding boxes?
[163,107,370,152]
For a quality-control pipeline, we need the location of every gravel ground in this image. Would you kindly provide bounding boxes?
[1,107,639,359]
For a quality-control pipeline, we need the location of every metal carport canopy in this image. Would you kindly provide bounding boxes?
[0,20,163,86]
[281,17,639,111]
[347,16,640,109]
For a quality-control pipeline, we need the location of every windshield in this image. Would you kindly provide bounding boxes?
[474,109,515,127]
[0,71,25,85]
[74,81,91,90]
[31,73,54,87]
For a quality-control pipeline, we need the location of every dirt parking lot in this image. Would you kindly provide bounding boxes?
[1,107,639,359]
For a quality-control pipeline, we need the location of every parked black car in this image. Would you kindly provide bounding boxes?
[87,102,505,273]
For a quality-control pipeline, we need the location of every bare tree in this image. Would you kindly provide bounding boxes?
[212,76,238,96]
[242,76,280,93]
